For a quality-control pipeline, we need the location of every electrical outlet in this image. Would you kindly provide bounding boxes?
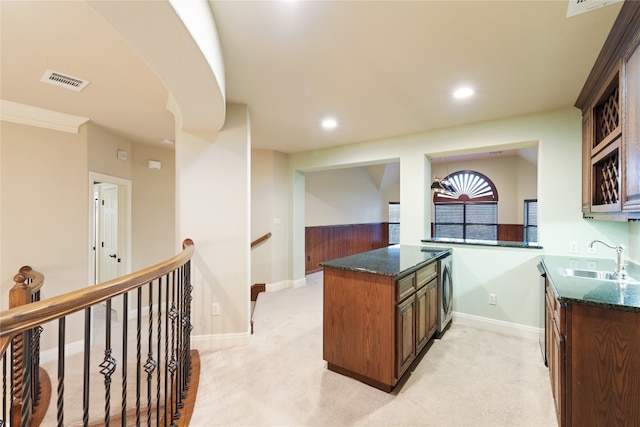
[489,293,497,305]
[212,302,220,316]
[569,241,579,254]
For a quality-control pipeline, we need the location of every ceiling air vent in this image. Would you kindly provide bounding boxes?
[40,69,90,92]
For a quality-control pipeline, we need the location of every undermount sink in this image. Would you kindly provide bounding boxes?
[559,268,640,284]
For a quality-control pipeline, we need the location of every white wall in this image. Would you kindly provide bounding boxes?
[305,165,399,226]
[251,149,289,288]
[176,104,251,347]
[289,108,630,331]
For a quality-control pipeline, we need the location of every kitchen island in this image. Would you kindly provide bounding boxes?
[540,256,640,426]
[320,244,450,391]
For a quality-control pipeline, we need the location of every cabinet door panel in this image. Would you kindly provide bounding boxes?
[396,295,415,378]
[624,37,640,211]
[427,280,438,338]
[415,286,428,352]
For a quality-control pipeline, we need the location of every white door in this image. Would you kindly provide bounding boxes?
[97,183,120,283]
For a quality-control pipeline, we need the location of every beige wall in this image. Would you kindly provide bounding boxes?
[1,118,176,347]
[87,123,133,179]
[1,121,89,346]
[304,164,400,226]
[1,121,89,305]
[132,144,175,270]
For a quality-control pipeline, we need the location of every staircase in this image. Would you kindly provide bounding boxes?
[1,240,198,427]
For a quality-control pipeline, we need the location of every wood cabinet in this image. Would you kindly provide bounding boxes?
[623,31,640,212]
[577,1,640,220]
[396,294,416,377]
[545,276,640,426]
[323,260,439,392]
[415,262,438,353]
[545,276,565,427]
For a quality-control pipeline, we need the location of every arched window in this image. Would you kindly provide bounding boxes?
[433,170,499,240]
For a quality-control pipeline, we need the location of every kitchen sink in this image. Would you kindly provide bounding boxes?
[559,268,640,284]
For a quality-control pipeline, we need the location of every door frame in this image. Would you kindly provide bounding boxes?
[88,172,132,286]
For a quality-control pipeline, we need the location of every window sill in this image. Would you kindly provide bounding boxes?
[421,237,543,249]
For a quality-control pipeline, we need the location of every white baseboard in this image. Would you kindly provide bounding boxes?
[265,277,307,292]
[292,277,307,288]
[266,279,290,292]
[40,340,84,364]
[453,311,542,341]
[191,332,249,350]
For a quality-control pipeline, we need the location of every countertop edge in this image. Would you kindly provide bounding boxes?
[541,256,640,313]
[320,246,452,278]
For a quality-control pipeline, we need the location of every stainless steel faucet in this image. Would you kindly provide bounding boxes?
[588,240,627,279]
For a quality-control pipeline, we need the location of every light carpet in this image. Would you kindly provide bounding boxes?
[190,272,557,427]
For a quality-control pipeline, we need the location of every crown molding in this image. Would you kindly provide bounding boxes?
[0,99,89,133]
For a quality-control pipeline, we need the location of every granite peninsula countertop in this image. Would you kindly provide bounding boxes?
[541,255,640,313]
[422,237,542,249]
[320,244,451,278]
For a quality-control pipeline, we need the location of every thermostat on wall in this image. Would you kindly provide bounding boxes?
[117,150,127,161]
[148,160,161,169]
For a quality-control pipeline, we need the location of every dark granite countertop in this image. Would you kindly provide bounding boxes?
[422,237,542,249]
[541,255,640,313]
[320,244,451,278]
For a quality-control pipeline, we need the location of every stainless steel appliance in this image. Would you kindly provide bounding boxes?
[537,262,547,365]
[437,254,453,336]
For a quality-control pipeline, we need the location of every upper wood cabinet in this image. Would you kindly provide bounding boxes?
[576,1,640,221]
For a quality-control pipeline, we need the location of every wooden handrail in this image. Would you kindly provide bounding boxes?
[251,232,271,248]
[0,239,194,340]
[10,266,45,309]
[1,238,196,427]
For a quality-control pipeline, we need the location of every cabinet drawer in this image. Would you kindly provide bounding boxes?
[416,262,437,288]
[397,274,415,301]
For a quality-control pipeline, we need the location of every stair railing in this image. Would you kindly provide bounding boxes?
[1,266,47,426]
[0,239,195,427]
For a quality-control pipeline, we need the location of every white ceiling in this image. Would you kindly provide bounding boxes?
[0,1,623,154]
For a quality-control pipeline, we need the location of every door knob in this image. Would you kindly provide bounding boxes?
[109,254,117,258]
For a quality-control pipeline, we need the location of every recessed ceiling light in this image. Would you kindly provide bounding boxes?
[453,87,474,99]
[322,118,338,130]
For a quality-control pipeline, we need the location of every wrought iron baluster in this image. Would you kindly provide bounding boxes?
[156,277,164,426]
[121,292,128,426]
[136,287,142,426]
[144,283,156,427]
[20,329,33,427]
[57,318,65,427]
[100,300,117,427]
[184,261,193,389]
[83,307,91,427]
[168,272,179,425]
[175,268,183,413]
[31,325,43,412]
[3,351,7,424]
[163,274,170,426]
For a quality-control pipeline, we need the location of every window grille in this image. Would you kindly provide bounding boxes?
[388,202,400,244]
[433,170,498,240]
[524,199,538,243]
